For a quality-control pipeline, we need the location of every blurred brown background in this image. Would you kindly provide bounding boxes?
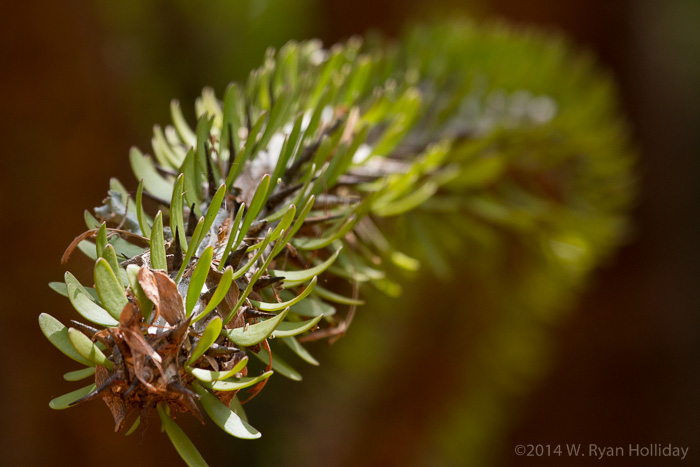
[1,0,698,466]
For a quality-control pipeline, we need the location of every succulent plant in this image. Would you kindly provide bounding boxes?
[40,22,634,466]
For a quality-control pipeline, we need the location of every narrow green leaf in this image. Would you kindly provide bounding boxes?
[271,315,323,338]
[186,246,214,316]
[199,184,227,246]
[94,258,128,320]
[192,382,261,439]
[314,284,365,305]
[249,277,317,312]
[273,247,342,287]
[373,181,438,217]
[182,148,201,211]
[282,336,319,366]
[157,404,209,467]
[187,317,222,366]
[96,223,107,258]
[219,203,246,270]
[65,273,119,327]
[220,84,241,164]
[135,179,152,238]
[200,371,273,391]
[253,348,301,381]
[193,266,234,323]
[222,308,288,347]
[39,313,93,366]
[77,240,97,260]
[176,216,204,282]
[63,367,96,382]
[290,296,336,317]
[125,416,140,436]
[49,281,100,303]
[49,384,96,410]
[150,211,167,271]
[129,147,173,201]
[170,100,196,147]
[170,174,187,251]
[67,328,113,370]
[293,216,356,250]
[236,175,270,249]
[189,356,248,382]
[102,244,126,287]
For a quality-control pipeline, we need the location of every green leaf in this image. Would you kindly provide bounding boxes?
[49,384,96,410]
[254,348,301,381]
[198,184,227,246]
[373,181,438,217]
[65,272,119,327]
[236,175,270,249]
[271,315,323,338]
[218,203,246,270]
[187,317,222,366]
[193,266,234,323]
[176,215,204,282]
[150,211,167,271]
[186,246,213,317]
[289,296,335,317]
[63,366,96,381]
[273,247,342,287]
[192,382,261,439]
[125,416,140,436]
[49,281,100,303]
[39,313,93,366]
[170,100,196,147]
[102,244,126,287]
[96,223,107,258]
[129,147,173,201]
[170,174,187,251]
[182,148,201,210]
[84,210,100,229]
[222,308,288,347]
[135,179,152,238]
[249,277,317,312]
[189,356,248,382]
[200,371,273,391]
[282,336,319,366]
[314,284,365,305]
[94,258,128,320]
[157,404,209,467]
[220,84,241,164]
[67,329,113,370]
[293,216,356,250]
[77,240,97,260]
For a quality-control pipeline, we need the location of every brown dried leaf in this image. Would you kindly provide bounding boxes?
[137,266,185,325]
[95,365,131,432]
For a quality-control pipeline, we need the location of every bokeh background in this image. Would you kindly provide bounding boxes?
[1,0,698,466]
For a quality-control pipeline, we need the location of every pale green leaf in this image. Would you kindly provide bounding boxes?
[150,211,167,271]
[186,246,213,317]
[94,258,127,320]
[65,274,119,327]
[189,356,248,382]
[271,315,323,338]
[193,382,261,439]
[39,313,92,366]
[222,308,288,347]
[49,384,96,410]
[200,371,273,391]
[157,404,209,467]
[187,317,222,366]
[67,328,113,370]
[249,276,317,311]
[63,367,96,382]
